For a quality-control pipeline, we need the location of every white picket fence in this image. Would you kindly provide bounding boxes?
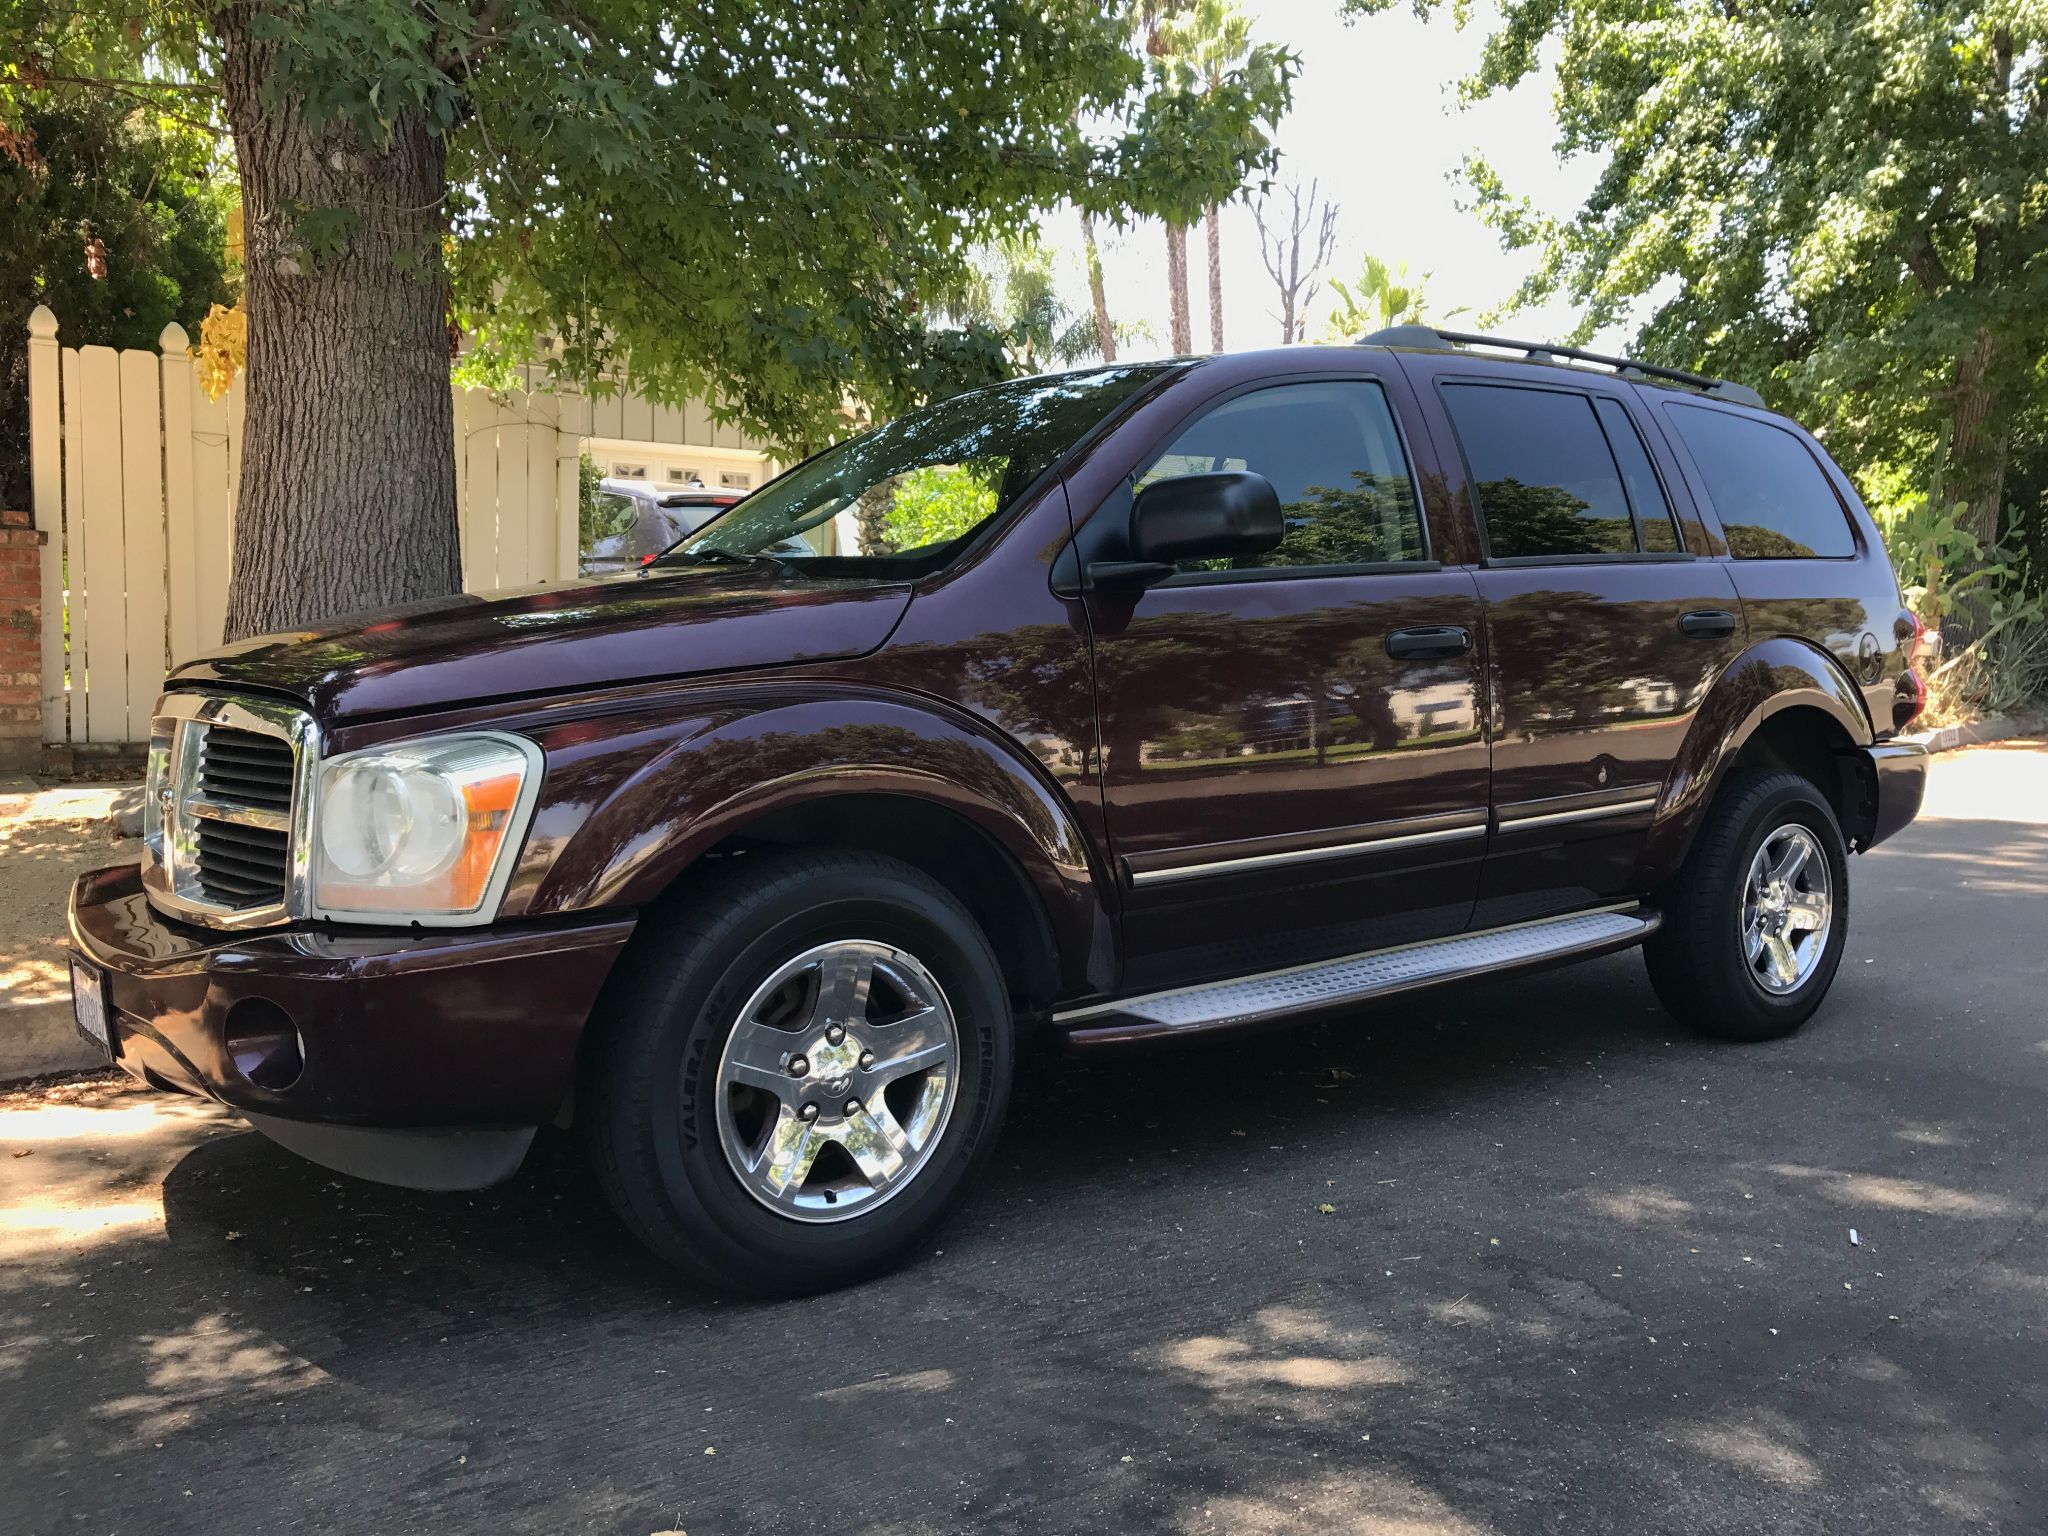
[25,306,772,748]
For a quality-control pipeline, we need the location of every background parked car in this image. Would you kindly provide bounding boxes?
[581,477,742,574]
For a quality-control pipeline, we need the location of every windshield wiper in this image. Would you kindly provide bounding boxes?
[645,546,786,573]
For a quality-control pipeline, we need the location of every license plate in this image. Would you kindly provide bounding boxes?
[70,957,112,1057]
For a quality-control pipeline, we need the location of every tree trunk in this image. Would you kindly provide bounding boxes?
[1944,328,2010,645]
[1165,222,1192,354]
[1948,329,2009,547]
[853,481,897,555]
[1078,208,1116,363]
[215,3,459,641]
[1204,202,1224,353]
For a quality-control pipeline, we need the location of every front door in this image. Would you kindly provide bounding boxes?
[1411,366,1749,926]
[1077,370,1489,992]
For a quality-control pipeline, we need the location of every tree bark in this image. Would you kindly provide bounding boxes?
[1204,202,1224,353]
[215,3,460,641]
[1078,208,1116,362]
[853,481,896,555]
[1947,328,2008,549]
[1165,221,1192,354]
[1943,327,2010,646]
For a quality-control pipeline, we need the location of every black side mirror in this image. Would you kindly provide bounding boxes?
[1087,471,1285,590]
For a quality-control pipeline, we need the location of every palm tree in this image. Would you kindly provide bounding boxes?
[1077,205,1117,362]
[1135,1,1196,354]
[1319,253,1462,340]
[937,236,1105,372]
[1163,0,1254,353]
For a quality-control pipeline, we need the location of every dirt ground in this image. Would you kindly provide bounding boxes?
[0,783,139,1027]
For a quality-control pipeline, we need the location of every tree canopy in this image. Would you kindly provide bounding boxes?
[1344,0,2047,569]
[6,1,1294,633]
[0,92,234,510]
[7,1,1290,447]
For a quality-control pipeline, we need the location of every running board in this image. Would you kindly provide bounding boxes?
[1057,906,1660,1048]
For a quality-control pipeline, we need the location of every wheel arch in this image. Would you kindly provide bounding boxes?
[521,691,1115,1009]
[1643,637,1879,882]
[657,791,1067,1012]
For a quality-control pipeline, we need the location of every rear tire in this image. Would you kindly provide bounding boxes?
[1644,769,1849,1042]
[583,849,1013,1295]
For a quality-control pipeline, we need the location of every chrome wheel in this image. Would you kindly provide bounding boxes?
[1740,825,1832,995]
[714,940,959,1223]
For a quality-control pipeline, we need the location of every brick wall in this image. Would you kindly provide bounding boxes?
[0,509,42,770]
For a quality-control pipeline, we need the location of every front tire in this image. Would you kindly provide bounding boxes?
[1644,769,1849,1042]
[584,850,1013,1295]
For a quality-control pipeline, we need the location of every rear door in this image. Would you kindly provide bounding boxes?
[1074,363,1489,992]
[1407,362,1747,926]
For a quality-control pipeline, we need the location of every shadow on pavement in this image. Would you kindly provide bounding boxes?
[4,814,2045,1534]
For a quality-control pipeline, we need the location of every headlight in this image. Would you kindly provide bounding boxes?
[310,734,541,922]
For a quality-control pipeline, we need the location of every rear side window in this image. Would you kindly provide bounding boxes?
[1592,397,1679,552]
[1441,384,1640,558]
[1136,380,1426,570]
[1665,405,1854,558]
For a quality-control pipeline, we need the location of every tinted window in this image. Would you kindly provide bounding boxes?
[1593,397,1679,552]
[1136,381,1425,570]
[1666,405,1854,558]
[1442,385,1640,558]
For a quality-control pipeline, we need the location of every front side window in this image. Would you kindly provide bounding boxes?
[1665,404,1855,558]
[1441,383,1642,559]
[1135,380,1426,571]
[665,365,1174,577]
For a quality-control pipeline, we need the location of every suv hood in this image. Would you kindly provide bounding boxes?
[171,568,912,721]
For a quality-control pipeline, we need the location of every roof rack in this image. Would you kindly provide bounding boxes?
[1358,325,1766,411]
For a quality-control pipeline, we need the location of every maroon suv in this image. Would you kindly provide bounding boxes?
[69,328,1928,1293]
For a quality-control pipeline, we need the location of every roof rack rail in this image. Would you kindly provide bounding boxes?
[1358,325,1766,411]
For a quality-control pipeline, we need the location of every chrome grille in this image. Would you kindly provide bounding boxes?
[142,693,317,929]
[194,816,291,905]
[198,727,295,810]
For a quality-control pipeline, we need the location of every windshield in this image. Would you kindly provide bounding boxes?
[656,364,1176,576]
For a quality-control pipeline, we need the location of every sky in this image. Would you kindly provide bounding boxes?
[1035,0,1623,361]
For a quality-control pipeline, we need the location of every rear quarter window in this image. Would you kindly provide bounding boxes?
[1665,405,1855,558]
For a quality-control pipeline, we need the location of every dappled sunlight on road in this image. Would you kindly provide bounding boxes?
[3,1094,224,1143]
[95,1313,330,1444]
[0,1194,164,1243]
[1162,1331,1411,1395]
[1584,1184,1698,1226]
[0,1080,237,1269]
[1766,1162,2023,1219]
[812,1367,954,1403]
[1675,1410,1822,1488]
[1184,1469,1498,1535]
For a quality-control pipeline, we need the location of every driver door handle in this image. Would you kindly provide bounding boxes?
[1385,625,1472,661]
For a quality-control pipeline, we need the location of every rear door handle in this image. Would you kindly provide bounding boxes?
[1678,609,1738,639]
[1385,625,1472,661]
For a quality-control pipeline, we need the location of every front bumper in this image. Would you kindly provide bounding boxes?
[67,862,634,1184]
[1860,740,1928,851]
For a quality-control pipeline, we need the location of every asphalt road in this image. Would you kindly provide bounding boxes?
[5,740,2045,1535]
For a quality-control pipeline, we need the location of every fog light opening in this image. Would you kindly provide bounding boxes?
[223,999,305,1091]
